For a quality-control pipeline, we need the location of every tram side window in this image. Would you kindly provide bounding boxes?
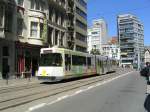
[87,57,91,66]
[72,55,86,66]
[40,53,62,66]
[65,54,71,70]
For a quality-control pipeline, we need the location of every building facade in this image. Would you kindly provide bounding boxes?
[144,47,150,63]
[0,0,17,79]
[102,37,120,60]
[87,19,108,53]
[74,0,87,52]
[117,14,144,68]
[0,0,87,79]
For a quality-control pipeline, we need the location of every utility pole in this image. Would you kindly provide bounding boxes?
[138,50,140,70]
[94,45,97,74]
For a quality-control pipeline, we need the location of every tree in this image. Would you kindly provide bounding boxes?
[42,16,48,43]
[90,49,101,55]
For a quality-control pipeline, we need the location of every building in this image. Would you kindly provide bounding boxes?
[117,14,144,68]
[0,0,87,79]
[0,0,17,79]
[74,0,87,52]
[102,44,120,60]
[87,19,108,53]
[101,37,120,60]
[144,46,150,63]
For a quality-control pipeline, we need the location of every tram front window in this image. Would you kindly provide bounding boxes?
[40,53,62,66]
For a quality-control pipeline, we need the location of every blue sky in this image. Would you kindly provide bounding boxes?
[87,0,150,46]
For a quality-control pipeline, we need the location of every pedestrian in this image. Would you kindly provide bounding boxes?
[145,62,150,84]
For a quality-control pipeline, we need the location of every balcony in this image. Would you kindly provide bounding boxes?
[66,7,74,14]
[120,45,135,49]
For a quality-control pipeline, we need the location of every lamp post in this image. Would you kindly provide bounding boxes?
[137,50,140,70]
[94,45,97,74]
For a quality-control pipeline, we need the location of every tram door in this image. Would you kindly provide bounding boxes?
[65,54,71,71]
[2,46,9,79]
[2,58,9,79]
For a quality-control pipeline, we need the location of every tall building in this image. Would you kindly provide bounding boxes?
[117,14,144,68]
[74,0,87,52]
[87,19,108,53]
[0,0,87,79]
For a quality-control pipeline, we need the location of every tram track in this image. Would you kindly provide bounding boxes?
[0,69,132,111]
[0,83,44,94]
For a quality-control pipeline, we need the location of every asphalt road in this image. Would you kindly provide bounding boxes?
[31,71,148,112]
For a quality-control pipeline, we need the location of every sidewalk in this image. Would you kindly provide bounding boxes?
[0,68,132,89]
[0,77,42,89]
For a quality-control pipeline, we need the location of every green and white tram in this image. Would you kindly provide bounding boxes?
[37,47,117,82]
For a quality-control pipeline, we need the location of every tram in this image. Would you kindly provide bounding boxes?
[37,47,118,82]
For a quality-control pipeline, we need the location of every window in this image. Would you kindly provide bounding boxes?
[76,20,87,30]
[35,0,40,10]
[30,0,44,11]
[87,57,91,66]
[17,18,23,36]
[30,22,38,37]
[40,23,43,38]
[31,0,34,9]
[65,54,71,70]
[0,5,4,27]
[76,7,87,19]
[40,53,62,66]
[72,55,86,66]
[5,7,13,32]
[17,0,24,6]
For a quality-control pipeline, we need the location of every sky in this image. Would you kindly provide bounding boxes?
[87,0,150,46]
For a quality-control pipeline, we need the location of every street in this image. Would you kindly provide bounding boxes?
[30,71,148,112]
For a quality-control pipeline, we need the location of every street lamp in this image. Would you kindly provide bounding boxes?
[94,45,97,74]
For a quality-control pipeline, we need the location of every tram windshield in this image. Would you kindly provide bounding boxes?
[40,53,62,67]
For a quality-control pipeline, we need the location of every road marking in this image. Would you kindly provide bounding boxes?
[87,85,94,90]
[75,90,84,94]
[95,83,102,87]
[28,103,46,111]
[57,95,69,101]
[27,71,133,112]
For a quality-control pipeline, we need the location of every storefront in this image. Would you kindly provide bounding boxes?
[15,42,41,77]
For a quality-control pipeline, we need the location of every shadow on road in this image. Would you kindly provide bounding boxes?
[144,94,150,112]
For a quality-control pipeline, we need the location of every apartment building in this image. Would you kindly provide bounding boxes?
[0,0,87,79]
[117,14,144,68]
[87,19,108,53]
[74,0,87,52]
[102,44,120,60]
[102,37,120,60]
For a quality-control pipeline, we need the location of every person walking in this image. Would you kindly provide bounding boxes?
[145,62,150,84]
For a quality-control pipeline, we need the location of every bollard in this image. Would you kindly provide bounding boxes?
[6,73,9,85]
[28,73,31,82]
